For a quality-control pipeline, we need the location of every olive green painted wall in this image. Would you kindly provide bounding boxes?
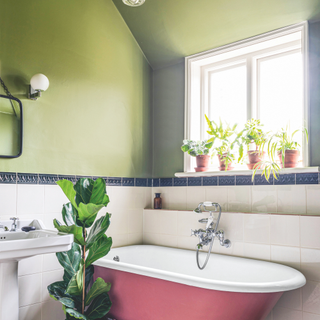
[0,0,152,177]
[113,0,320,70]
[152,21,320,177]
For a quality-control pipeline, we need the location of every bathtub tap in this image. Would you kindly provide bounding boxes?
[192,202,231,269]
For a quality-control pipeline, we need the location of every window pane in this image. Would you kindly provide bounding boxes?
[259,52,303,147]
[209,64,247,128]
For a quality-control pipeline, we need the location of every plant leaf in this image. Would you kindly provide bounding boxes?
[56,243,81,281]
[62,202,78,226]
[47,281,75,309]
[86,215,111,249]
[56,180,77,209]
[85,265,94,292]
[85,278,111,307]
[86,235,112,267]
[74,178,95,206]
[85,293,112,320]
[65,309,88,320]
[77,203,104,228]
[54,220,85,246]
[90,178,110,206]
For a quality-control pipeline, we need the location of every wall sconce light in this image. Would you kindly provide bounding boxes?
[28,73,50,100]
[122,0,145,6]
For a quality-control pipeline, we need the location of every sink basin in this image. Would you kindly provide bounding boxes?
[0,219,73,320]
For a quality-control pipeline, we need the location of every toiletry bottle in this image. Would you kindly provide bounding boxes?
[154,193,162,209]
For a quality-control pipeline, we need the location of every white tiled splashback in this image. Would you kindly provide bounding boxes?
[0,184,150,320]
[1,182,320,320]
[143,208,320,320]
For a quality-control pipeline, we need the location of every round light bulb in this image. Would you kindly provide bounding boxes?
[30,74,50,92]
[122,0,145,7]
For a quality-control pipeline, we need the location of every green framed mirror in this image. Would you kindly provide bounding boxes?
[0,94,23,158]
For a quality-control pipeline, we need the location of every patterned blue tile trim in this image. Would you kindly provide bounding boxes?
[122,178,134,187]
[188,177,202,186]
[58,175,77,183]
[108,177,122,186]
[274,174,295,185]
[254,174,274,185]
[76,175,93,180]
[17,173,39,184]
[174,178,187,186]
[160,178,173,187]
[219,176,235,186]
[0,172,16,184]
[203,176,218,186]
[147,178,152,187]
[39,174,59,185]
[296,173,318,185]
[136,178,147,187]
[236,175,253,186]
[153,178,160,187]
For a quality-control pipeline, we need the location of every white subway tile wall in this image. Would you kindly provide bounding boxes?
[0,183,320,319]
[143,184,320,320]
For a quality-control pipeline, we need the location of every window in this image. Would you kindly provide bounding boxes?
[184,22,308,173]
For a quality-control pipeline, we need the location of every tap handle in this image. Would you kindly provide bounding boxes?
[10,217,19,222]
[191,229,198,237]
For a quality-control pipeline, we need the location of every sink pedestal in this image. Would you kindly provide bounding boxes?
[0,262,19,320]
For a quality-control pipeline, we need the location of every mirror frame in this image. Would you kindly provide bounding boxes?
[0,94,23,158]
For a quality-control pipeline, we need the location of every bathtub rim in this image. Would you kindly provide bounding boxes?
[93,245,306,293]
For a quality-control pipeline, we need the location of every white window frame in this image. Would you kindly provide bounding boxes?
[184,22,309,173]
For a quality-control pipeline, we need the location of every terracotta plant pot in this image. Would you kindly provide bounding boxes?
[247,150,265,170]
[218,153,234,171]
[195,155,210,172]
[278,150,300,168]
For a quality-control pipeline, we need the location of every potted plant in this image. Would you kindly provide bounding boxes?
[205,115,243,171]
[241,119,268,169]
[269,126,308,168]
[181,139,213,171]
[47,177,113,320]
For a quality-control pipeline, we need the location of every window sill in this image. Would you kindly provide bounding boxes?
[175,167,319,178]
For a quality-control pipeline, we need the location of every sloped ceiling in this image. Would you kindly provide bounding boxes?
[113,0,320,70]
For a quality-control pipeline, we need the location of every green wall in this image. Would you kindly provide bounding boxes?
[0,0,152,177]
[152,21,320,177]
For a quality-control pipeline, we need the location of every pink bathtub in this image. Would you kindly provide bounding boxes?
[94,245,305,320]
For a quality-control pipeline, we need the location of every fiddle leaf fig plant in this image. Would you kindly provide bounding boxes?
[48,177,112,320]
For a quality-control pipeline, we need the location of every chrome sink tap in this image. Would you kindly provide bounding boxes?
[191,202,231,270]
[10,217,19,232]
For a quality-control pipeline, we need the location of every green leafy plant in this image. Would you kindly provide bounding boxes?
[252,125,308,181]
[242,119,268,152]
[47,177,112,320]
[181,139,213,157]
[205,115,243,170]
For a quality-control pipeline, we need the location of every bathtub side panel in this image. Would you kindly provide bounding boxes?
[94,266,282,320]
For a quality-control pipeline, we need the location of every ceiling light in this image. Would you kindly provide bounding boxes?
[122,0,145,7]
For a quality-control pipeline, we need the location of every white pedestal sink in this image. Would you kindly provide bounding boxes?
[0,219,73,320]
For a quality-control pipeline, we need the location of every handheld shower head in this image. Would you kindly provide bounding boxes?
[193,207,202,214]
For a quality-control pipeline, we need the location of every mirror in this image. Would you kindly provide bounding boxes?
[0,94,23,158]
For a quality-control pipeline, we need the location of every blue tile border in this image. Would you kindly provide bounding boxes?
[236,175,253,186]
[160,178,173,187]
[122,178,134,187]
[17,173,39,184]
[174,177,187,186]
[0,171,319,186]
[0,172,16,184]
[136,178,147,187]
[296,173,318,184]
[219,176,235,186]
[203,176,218,186]
[108,177,122,186]
[188,177,202,186]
